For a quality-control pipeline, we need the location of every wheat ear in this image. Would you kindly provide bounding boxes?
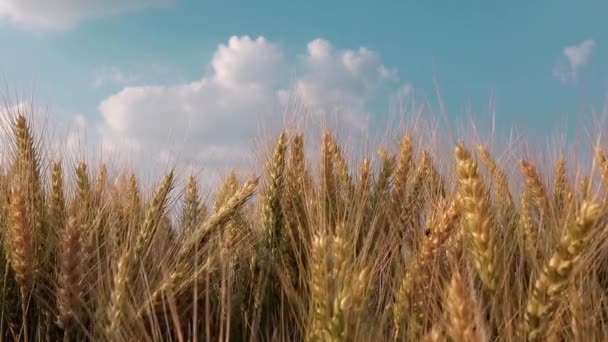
[8,185,34,342]
[595,146,608,199]
[143,177,260,314]
[392,135,413,206]
[477,145,514,211]
[519,160,551,218]
[445,270,488,342]
[455,144,497,291]
[182,175,202,235]
[322,131,338,226]
[262,132,288,257]
[393,197,460,339]
[524,200,601,341]
[133,170,174,261]
[552,155,573,213]
[57,216,84,330]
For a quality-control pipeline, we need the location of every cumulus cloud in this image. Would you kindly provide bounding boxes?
[552,39,596,84]
[97,36,283,172]
[285,39,397,129]
[0,0,171,30]
[92,35,399,179]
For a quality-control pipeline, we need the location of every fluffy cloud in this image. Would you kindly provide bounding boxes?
[95,36,284,177]
[93,36,400,179]
[552,39,596,84]
[0,0,171,30]
[286,39,397,129]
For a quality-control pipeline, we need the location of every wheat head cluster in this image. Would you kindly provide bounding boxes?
[1,110,608,342]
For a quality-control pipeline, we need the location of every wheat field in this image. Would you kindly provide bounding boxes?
[0,108,608,341]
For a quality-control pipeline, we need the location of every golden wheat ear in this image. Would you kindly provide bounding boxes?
[8,185,34,292]
[307,222,369,342]
[392,134,413,207]
[524,199,601,341]
[104,170,175,338]
[552,155,573,215]
[393,196,460,340]
[519,159,551,218]
[519,190,538,260]
[330,137,354,215]
[454,144,497,292]
[127,172,142,221]
[425,154,446,200]
[8,184,34,342]
[133,170,174,260]
[594,146,608,198]
[57,216,84,332]
[261,131,288,256]
[356,156,371,213]
[287,132,308,198]
[306,230,329,341]
[74,162,91,214]
[49,161,66,229]
[321,131,338,227]
[477,144,514,212]
[104,247,131,340]
[13,115,44,208]
[189,176,259,253]
[371,148,396,212]
[398,151,429,247]
[445,270,488,342]
[93,163,108,203]
[181,175,203,235]
[214,171,239,211]
[284,132,310,260]
[12,115,47,320]
[141,176,259,320]
[422,325,446,342]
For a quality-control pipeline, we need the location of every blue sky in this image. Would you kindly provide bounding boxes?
[0,0,607,174]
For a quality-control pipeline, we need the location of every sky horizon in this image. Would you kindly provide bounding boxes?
[1,0,607,180]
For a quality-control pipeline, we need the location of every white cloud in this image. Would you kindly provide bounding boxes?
[396,84,413,97]
[93,67,138,87]
[0,0,171,30]
[93,35,399,177]
[552,39,596,84]
[97,36,284,172]
[286,39,397,129]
